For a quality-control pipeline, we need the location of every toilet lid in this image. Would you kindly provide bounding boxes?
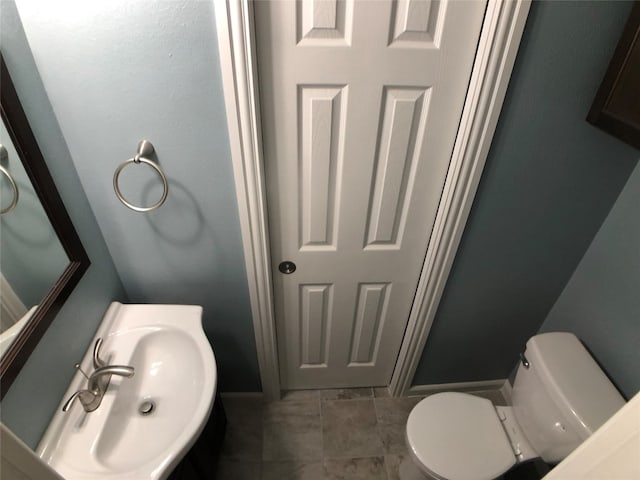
[406,392,516,480]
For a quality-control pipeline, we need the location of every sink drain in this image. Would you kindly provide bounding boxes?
[139,400,156,416]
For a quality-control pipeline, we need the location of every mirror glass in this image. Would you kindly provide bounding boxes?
[1,54,89,396]
[0,119,70,359]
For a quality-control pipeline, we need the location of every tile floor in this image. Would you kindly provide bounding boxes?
[216,387,508,480]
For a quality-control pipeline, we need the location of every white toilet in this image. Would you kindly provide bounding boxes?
[405,332,625,480]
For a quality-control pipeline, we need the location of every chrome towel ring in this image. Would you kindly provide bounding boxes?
[0,145,19,215]
[113,140,168,212]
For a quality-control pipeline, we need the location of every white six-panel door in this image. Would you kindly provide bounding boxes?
[255,0,486,389]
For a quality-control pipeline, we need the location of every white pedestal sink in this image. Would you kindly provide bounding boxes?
[37,302,217,480]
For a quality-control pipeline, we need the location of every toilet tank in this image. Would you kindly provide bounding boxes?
[512,332,625,463]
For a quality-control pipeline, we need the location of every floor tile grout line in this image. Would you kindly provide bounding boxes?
[218,390,509,479]
[372,396,392,480]
[320,397,375,404]
[318,390,325,471]
[324,452,389,461]
[320,388,376,401]
[261,396,266,463]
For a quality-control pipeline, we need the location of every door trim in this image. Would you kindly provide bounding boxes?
[214,0,280,400]
[389,0,531,395]
[214,0,531,400]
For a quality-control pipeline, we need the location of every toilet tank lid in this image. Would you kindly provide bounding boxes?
[527,332,625,435]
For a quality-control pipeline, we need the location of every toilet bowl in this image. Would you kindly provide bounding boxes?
[405,332,625,480]
[405,393,522,479]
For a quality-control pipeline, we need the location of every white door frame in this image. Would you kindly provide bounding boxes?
[215,0,531,400]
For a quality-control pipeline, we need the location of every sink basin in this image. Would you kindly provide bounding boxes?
[37,303,217,480]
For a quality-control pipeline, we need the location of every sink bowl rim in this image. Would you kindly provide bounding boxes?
[37,302,217,480]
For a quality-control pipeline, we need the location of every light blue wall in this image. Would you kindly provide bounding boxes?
[1,1,127,448]
[413,1,639,386]
[5,1,636,447]
[540,162,640,399]
[16,0,261,392]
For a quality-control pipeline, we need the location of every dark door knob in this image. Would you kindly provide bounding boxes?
[278,261,296,274]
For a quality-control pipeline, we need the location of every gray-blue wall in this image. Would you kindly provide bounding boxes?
[16,1,261,393]
[413,1,639,386]
[540,161,640,400]
[4,0,638,451]
[1,1,127,448]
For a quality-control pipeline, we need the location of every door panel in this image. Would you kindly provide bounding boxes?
[299,85,346,249]
[255,0,486,389]
[366,87,430,247]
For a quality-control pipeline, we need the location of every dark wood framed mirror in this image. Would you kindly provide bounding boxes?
[587,2,640,149]
[1,54,89,396]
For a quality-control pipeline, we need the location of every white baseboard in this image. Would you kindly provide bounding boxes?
[408,379,508,396]
[500,379,513,404]
[220,382,509,402]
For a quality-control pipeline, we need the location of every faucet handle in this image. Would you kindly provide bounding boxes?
[75,363,90,380]
[62,390,97,412]
[93,338,107,369]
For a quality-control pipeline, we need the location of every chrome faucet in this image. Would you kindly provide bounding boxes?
[62,338,135,413]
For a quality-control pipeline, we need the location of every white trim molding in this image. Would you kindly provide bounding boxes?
[389,0,531,395]
[214,0,280,400]
[409,379,508,397]
[216,0,531,400]
[501,379,514,405]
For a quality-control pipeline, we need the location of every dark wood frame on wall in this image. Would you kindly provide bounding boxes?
[587,2,640,150]
[1,54,90,396]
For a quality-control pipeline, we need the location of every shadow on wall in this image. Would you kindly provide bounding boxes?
[143,180,205,246]
[539,161,640,399]
[412,0,639,388]
[207,333,262,392]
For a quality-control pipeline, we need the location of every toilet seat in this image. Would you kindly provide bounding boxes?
[406,392,516,480]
